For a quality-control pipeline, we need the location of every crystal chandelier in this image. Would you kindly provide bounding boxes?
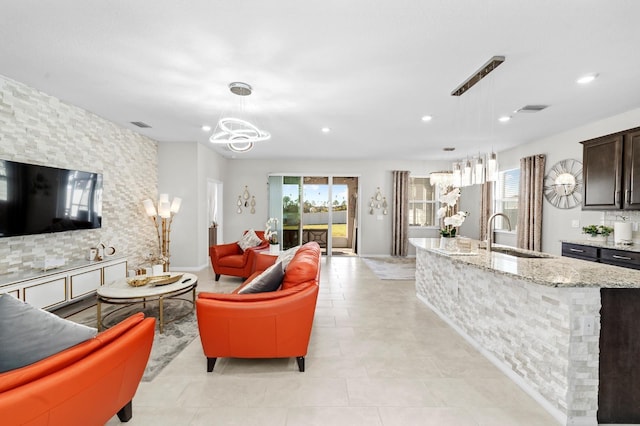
[429,170,454,188]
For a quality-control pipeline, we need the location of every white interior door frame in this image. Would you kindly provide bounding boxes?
[206,179,223,245]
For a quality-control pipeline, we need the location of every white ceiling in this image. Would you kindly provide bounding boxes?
[2,0,640,161]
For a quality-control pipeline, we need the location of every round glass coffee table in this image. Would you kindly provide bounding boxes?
[96,272,197,333]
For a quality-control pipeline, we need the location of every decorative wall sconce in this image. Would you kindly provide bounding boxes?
[142,193,182,272]
[369,187,388,215]
[236,185,256,214]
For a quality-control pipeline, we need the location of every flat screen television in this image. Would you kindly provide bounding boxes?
[0,159,103,237]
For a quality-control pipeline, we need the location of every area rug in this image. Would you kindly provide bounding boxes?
[63,299,198,382]
[361,256,416,280]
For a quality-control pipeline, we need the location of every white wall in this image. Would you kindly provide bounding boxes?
[496,107,640,254]
[157,142,227,270]
[220,159,449,256]
[458,185,482,239]
[196,143,227,266]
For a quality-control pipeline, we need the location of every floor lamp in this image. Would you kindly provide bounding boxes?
[142,194,182,272]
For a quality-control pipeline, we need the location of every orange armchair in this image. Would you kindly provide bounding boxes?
[197,242,321,373]
[0,313,155,425]
[209,230,269,281]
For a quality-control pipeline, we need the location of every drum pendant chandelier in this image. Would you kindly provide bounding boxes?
[209,82,271,153]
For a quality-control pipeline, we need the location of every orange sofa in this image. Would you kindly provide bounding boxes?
[197,242,321,373]
[209,230,269,281]
[0,313,155,425]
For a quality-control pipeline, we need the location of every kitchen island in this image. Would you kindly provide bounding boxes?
[410,237,640,426]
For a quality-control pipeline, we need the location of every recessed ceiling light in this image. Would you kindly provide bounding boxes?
[577,73,598,84]
[498,116,511,123]
[321,127,331,133]
[421,115,433,122]
[201,125,211,132]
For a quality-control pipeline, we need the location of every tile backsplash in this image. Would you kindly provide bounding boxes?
[603,211,640,243]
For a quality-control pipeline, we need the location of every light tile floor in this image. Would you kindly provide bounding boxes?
[107,256,557,426]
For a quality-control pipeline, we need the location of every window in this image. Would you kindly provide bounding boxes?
[494,168,520,231]
[408,176,437,227]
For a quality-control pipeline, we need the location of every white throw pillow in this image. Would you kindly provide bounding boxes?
[237,229,264,252]
[238,262,284,294]
[277,245,301,270]
[0,294,98,373]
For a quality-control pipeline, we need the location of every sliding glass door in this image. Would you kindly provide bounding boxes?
[268,175,359,256]
[282,176,302,250]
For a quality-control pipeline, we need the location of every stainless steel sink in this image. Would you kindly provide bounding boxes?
[482,246,553,259]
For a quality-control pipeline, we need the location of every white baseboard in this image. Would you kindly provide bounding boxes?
[169,262,209,272]
[358,253,416,258]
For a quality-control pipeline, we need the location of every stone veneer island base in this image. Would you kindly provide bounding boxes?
[410,238,640,426]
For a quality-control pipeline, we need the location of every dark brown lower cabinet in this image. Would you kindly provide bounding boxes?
[561,242,598,261]
[599,289,640,423]
[600,247,640,270]
[561,242,640,270]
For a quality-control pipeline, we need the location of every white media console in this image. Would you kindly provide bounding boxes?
[0,257,127,310]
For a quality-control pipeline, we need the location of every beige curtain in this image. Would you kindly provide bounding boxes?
[517,154,546,251]
[391,171,409,256]
[479,182,493,241]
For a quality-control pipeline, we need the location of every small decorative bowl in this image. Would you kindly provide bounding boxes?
[126,276,151,287]
[148,274,183,286]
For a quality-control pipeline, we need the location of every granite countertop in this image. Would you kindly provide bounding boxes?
[409,237,640,288]
[562,239,640,252]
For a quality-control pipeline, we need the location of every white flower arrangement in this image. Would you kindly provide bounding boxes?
[437,187,469,237]
[264,217,279,244]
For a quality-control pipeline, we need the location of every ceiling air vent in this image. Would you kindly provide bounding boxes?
[130,121,152,128]
[515,105,549,113]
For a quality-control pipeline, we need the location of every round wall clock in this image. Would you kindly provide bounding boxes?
[543,159,583,209]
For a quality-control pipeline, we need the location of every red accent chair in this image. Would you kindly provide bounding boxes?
[197,242,321,373]
[209,230,269,281]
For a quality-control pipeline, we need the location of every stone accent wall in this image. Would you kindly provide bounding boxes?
[566,289,601,421]
[0,75,158,275]
[415,248,601,425]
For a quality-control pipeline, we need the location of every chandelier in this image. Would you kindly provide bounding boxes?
[430,151,498,189]
[440,55,503,188]
[209,82,271,153]
[429,170,455,188]
[452,151,499,187]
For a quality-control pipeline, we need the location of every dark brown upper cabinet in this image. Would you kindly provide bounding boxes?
[623,129,640,209]
[581,127,640,210]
